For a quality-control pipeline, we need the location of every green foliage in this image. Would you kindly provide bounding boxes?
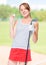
[0,5,12,18]
[0,5,22,20]
[31,10,46,21]
[0,5,46,21]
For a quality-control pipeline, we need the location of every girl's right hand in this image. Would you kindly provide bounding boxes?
[9,14,15,24]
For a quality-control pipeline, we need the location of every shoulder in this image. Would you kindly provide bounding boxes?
[32,18,38,23]
[32,18,39,27]
[32,19,39,29]
[32,18,38,26]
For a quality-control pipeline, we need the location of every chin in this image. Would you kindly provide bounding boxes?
[23,15,28,18]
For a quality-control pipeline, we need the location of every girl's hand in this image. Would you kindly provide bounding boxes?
[9,14,15,24]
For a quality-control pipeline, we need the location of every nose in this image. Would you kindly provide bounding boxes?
[22,10,26,14]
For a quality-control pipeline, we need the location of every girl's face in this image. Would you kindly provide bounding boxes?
[20,5,30,18]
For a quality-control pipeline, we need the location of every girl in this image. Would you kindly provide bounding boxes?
[8,3,39,65]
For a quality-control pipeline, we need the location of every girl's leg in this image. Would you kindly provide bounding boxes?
[19,62,25,65]
[19,61,31,65]
[7,60,17,65]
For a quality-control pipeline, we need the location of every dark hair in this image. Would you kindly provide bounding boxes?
[19,3,30,11]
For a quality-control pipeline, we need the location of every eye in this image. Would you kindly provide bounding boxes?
[20,9,23,11]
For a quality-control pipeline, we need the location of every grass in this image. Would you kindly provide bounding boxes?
[0,21,12,46]
[0,21,46,54]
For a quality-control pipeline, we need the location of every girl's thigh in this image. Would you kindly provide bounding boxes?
[7,60,17,65]
[19,62,25,65]
[19,61,31,65]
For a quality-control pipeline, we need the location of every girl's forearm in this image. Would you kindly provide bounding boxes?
[32,31,38,43]
[10,25,14,39]
[9,15,16,39]
[33,22,39,43]
[9,20,14,39]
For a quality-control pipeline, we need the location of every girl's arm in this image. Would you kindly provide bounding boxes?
[9,15,17,39]
[32,21,39,43]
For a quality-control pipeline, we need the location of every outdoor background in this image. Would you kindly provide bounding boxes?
[0,0,46,54]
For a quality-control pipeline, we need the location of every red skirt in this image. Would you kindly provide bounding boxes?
[9,48,32,62]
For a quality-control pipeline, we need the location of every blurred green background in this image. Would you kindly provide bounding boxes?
[0,5,46,54]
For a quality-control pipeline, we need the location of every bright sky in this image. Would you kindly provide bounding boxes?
[0,0,46,10]
[0,0,7,4]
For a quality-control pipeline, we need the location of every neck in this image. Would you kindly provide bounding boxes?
[24,15,31,19]
[24,15,32,21]
[22,15,32,24]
